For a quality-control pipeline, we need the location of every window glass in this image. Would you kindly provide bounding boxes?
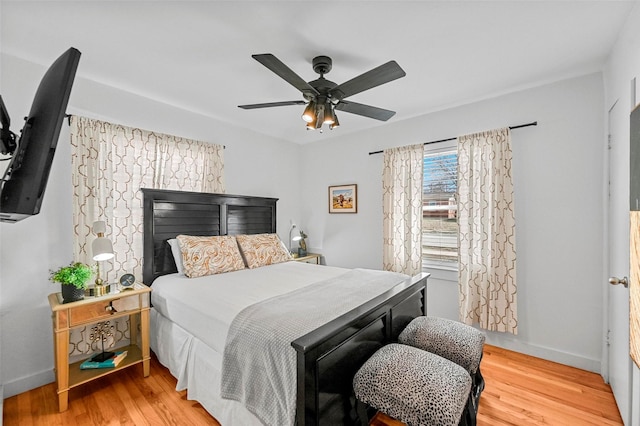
[423,148,458,270]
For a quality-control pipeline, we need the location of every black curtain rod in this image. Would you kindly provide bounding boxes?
[368,121,538,155]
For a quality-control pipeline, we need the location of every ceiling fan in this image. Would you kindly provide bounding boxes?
[238,54,406,131]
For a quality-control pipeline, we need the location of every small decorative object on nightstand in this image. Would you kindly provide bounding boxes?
[88,320,115,362]
[119,273,135,290]
[298,230,308,257]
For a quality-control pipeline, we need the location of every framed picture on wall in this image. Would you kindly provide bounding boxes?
[329,184,357,213]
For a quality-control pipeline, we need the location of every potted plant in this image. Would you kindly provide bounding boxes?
[50,262,92,303]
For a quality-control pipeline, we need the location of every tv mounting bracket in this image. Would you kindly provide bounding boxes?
[0,95,17,156]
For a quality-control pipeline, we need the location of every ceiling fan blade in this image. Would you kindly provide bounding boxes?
[330,61,406,101]
[335,100,396,121]
[252,54,319,98]
[238,100,306,110]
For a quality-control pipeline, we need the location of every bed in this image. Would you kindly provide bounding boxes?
[142,188,429,425]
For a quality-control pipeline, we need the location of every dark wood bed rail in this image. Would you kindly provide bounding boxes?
[141,188,428,426]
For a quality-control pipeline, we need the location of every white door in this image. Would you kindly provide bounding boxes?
[608,100,632,424]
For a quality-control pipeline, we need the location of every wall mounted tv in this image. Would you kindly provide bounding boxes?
[0,47,81,223]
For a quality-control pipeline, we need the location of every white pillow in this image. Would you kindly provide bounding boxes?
[168,238,185,275]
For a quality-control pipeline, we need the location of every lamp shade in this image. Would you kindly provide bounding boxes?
[323,103,335,125]
[92,237,114,261]
[329,113,340,130]
[302,101,316,123]
[93,220,107,235]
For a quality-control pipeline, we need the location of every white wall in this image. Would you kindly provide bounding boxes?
[0,53,302,397]
[301,73,605,372]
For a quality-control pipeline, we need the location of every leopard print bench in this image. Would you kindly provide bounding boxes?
[352,343,472,426]
[398,316,486,424]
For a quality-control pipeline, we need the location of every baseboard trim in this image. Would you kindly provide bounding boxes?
[485,332,601,374]
[2,369,54,399]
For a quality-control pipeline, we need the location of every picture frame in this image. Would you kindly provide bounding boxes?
[329,184,357,213]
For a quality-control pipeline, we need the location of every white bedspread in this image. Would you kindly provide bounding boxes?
[150,261,349,354]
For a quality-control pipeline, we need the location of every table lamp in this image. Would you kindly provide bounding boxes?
[92,220,114,296]
[289,223,302,256]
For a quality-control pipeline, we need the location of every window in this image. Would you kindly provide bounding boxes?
[423,147,458,270]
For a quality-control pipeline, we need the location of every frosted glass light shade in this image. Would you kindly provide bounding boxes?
[92,237,114,261]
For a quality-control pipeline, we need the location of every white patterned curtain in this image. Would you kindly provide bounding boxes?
[70,116,225,285]
[457,128,518,334]
[382,144,424,275]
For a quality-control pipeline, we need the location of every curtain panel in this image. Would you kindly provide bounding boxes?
[457,127,518,334]
[71,115,225,280]
[69,116,224,356]
[382,144,424,275]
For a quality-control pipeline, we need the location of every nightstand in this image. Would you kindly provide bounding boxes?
[48,283,151,412]
[294,253,322,264]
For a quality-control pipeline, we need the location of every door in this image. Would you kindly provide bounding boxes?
[608,100,632,424]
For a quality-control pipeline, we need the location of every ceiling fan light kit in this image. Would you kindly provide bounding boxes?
[302,101,316,123]
[238,53,406,132]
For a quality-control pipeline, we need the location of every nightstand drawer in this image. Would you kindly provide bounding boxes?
[69,301,114,326]
[66,294,141,326]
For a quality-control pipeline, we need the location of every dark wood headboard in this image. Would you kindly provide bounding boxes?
[142,188,278,285]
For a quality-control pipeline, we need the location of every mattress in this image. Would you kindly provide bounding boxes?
[150,260,350,354]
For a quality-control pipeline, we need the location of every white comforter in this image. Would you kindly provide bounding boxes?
[150,261,350,354]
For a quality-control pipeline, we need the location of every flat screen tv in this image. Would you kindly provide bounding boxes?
[0,47,81,223]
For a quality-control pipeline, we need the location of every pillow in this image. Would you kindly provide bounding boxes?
[235,233,293,269]
[167,238,185,275]
[176,235,245,278]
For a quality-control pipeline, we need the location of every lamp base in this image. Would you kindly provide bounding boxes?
[90,351,115,362]
[94,284,107,297]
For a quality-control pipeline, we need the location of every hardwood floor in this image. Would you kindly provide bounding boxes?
[477,345,622,426]
[3,346,623,425]
[3,354,220,426]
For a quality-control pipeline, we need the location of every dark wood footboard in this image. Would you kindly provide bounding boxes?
[292,272,428,426]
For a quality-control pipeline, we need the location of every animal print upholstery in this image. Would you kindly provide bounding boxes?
[353,343,472,426]
[398,316,485,375]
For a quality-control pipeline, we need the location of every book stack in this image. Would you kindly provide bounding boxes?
[80,350,128,370]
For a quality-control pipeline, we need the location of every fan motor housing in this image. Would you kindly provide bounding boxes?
[312,56,332,75]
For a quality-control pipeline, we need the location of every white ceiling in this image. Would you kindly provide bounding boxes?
[1,1,636,144]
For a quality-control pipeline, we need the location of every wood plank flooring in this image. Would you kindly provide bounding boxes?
[477,345,622,425]
[3,346,622,425]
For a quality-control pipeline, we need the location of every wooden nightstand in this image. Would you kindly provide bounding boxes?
[48,283,151,412]
[294,253,322,264]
